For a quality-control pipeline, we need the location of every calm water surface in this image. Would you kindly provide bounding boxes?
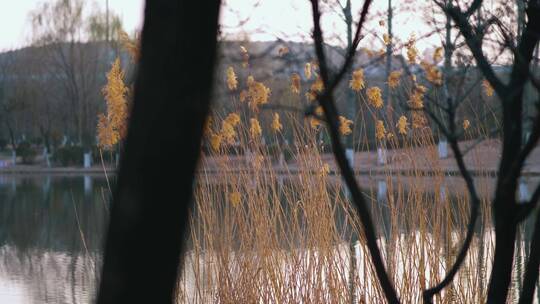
[0,175,110,304]
[0,174,538,303]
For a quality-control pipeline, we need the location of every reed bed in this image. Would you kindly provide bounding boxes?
[170,107,534,303]
[170,55,534,302]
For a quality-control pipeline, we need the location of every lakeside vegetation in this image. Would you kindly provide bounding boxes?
[1,0,540,303]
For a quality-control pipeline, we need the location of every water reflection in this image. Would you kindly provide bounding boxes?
[0,175,111,304]
[0,173,538,303]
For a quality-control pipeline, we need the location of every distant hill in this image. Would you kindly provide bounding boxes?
[217,40,407,81]
[0,39,406,86]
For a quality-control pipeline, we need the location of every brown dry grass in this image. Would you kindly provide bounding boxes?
[170,108,530,303]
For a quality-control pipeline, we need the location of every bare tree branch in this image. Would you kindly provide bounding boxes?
[309,0,400,302]
[423,130,482,303]
[392,18,485,300]
[443,4,507,97]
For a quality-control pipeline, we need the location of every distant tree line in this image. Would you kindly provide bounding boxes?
[0,0,126,157]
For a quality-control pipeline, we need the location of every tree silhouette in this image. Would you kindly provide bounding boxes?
[97,1,221,303]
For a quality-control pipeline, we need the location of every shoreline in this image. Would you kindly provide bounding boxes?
[1,166,539,177]
[0,166,116,175]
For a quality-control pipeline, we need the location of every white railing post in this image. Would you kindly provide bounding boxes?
[519,178,530,202]
[83,152,92,169]
[43,147,51,168]
[377,147,387,165]
[438,139,448,159]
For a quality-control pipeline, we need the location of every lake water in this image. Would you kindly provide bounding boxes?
[0,175,110,304]
[0,174,538,303]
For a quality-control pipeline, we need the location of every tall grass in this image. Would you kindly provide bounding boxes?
[156,40,539,301]
[169,103,531,303]
[91,24,533,304]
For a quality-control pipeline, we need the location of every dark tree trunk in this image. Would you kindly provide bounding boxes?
[519,210,540,304]
[39,125,51,152]
[343,0,355,150]
[97,1,221,303]
[5,118,16,151]
[487,5,540,301]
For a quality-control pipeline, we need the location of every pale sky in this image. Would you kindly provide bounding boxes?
[0,0,442,55]
[219,0,443,55]
[0,0,146,51]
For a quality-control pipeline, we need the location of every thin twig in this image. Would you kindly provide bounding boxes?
[309,0,400,302]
